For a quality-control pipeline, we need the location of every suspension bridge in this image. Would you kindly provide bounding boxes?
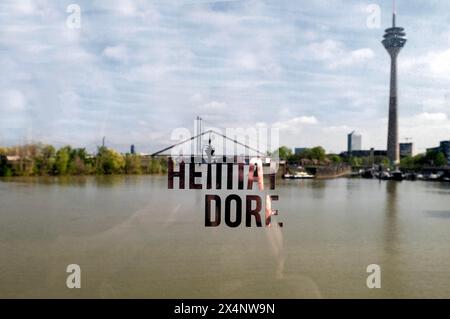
[150,117,272,164]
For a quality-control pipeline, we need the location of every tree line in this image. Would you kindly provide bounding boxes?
[275,145,448,169]
[276,146,346,166]
[0,144,167,177]
[399,151,447,169]
[1,144,447,177]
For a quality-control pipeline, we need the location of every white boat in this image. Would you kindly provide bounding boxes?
[379,171,391,180]
[282,172,315,179]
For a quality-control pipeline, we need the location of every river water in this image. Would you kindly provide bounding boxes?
[0,175,449,298]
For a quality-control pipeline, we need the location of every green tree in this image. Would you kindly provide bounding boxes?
[34,145,56,175]
[328,154,342,164]
[277,146,293,160]
[96,146,125,174]
[68,148,89,175]
[148,158,162,174]
[400,156,415,169]
[412,153,426,166]
[125,154,142,174]
[360,156,373,167]
[54,146,71,175]
[0,155,13,177]
[159,157,168,174]
[424,150,447,167]
[310,146,326,161]
[350,157,363,167]
[435,152,447,167]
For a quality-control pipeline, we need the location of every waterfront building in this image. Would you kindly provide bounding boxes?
[294,147,307,155]
[427,141,450,165]
[341,148,387,158]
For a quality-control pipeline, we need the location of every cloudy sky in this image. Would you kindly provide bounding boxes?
[0,0,449,154]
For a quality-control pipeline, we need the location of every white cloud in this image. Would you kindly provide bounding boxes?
[199,101,227,111]
[329,48,375,69]
[304,39,341,61]
[428,49,450,78]
[422,98,449,113]
[401,49,450,79]
[8,0,35,15]
[234,52,259,70]
[116,0,137,17]
[0,90,26,111]
[322,125,352,133]
[189,93,204,103]
[103,45,129,62]
[105,0,160,21]
[274,116,318,130]
[415,112,447,122]
[398,112,450,153]
[299,40,375,69]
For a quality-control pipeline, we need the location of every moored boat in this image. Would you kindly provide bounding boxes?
[282,172,315,179]
[391,171,404,181]
[404,172,418,181]
[361,169,374,179]
[379,171,391,180]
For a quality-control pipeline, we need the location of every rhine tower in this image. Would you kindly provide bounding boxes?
[382,2,407,165]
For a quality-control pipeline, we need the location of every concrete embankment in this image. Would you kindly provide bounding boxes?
[306,165,352,179]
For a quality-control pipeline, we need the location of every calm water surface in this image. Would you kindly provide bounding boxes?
[0,175,449,298]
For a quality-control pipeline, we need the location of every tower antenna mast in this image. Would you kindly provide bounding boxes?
[392,0,397,27]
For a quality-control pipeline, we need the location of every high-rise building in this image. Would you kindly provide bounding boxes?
[399,142,413,157]
[347,131,362,154]
[130,144,135,154]
[382,4,407,165]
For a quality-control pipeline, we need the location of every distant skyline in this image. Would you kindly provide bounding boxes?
[1,0,449,154]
